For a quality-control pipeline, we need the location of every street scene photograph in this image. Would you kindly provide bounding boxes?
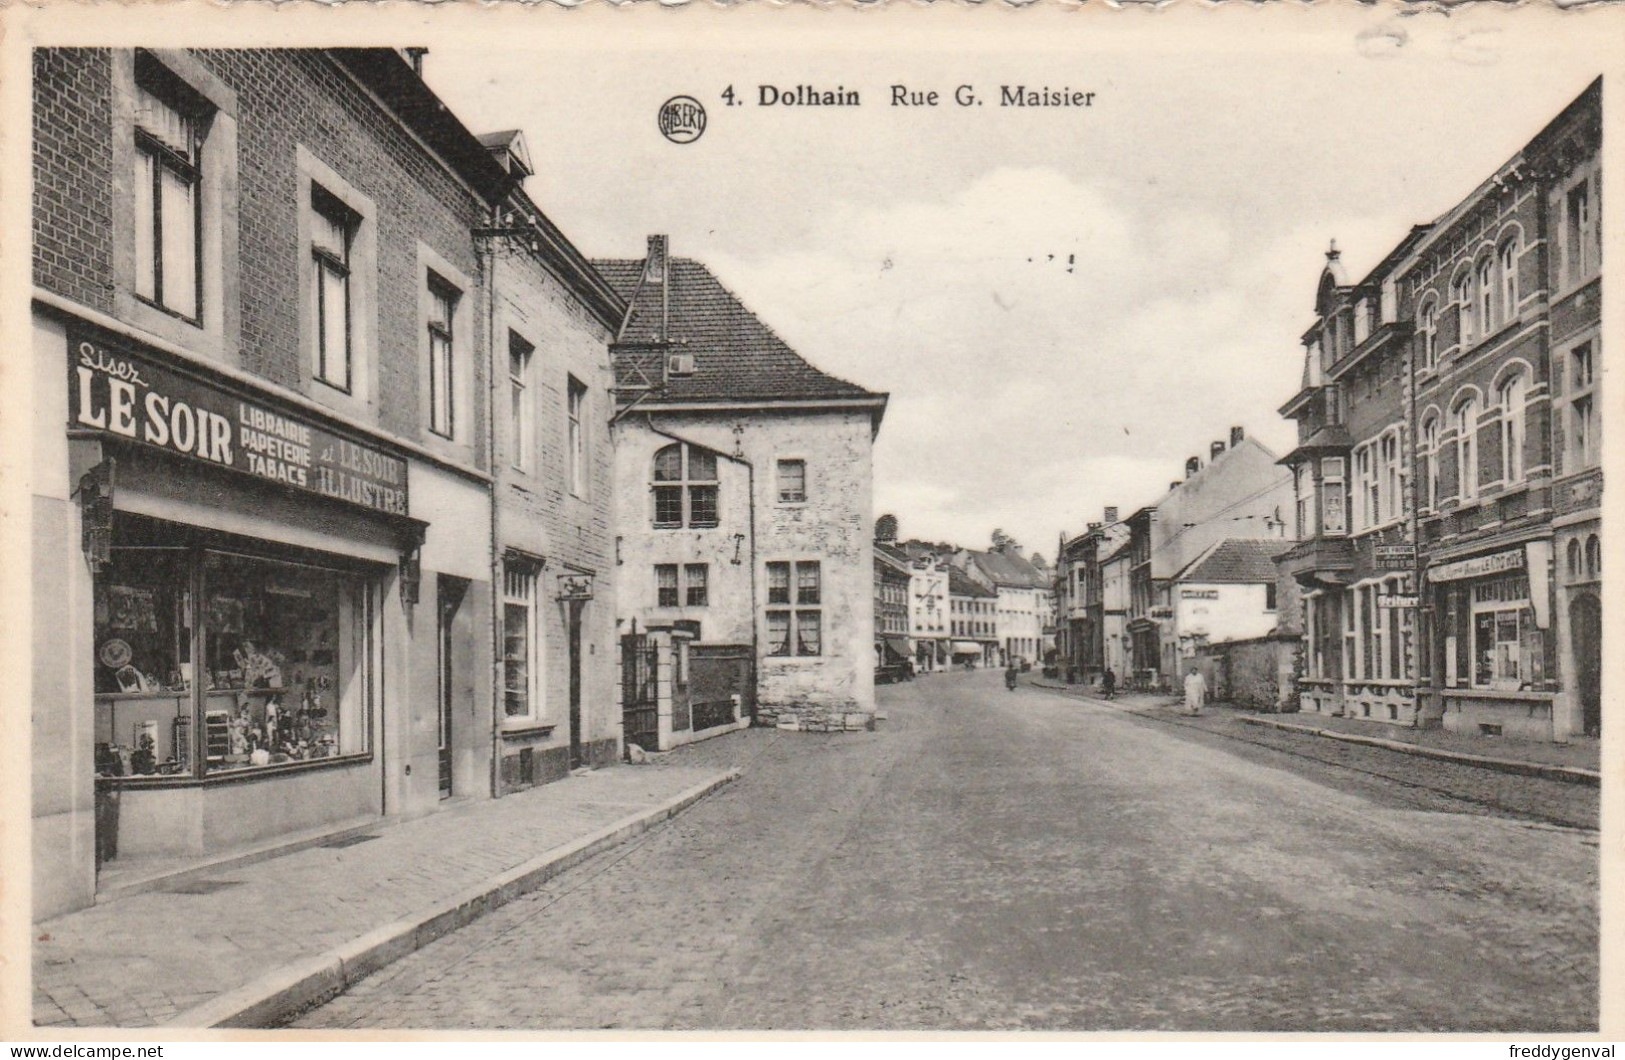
[7,3,1616,1042]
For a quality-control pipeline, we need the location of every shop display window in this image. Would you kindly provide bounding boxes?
[95,539,374,781]
[1467,575,1545,692]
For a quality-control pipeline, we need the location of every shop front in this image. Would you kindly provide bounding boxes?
[1429,542,1559,741]
[35,311,437,917]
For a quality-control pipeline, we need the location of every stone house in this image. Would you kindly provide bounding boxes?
[598,237,888,737]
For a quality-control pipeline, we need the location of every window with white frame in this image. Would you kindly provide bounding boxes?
[1566,340,1598,470]
[1454,272,1475,347]
[502,563,540,721]
[1354,445,1376,530]
[310,186,355,392]
[1498,371,1527,485]
[567,376,587,496]
[766,560,822,657]
[1381,430,1403,523]
[1419,301,1438,371]
[652,444,719,529]
[508,333,533,471]
[1456,396,1480,502]
[1421,415,1440,511]
[1499,239,1520,322]
[1321,457,1346,534]
[655,564,679,608]
[1470,574,1542,691]
[134,59,207,322]
[1562,174,1599,289]
[426,274,458,438]
[1477,258,1495,335]
[777,459,807,504]
[685,563,709,607]
[1295,463,1314,538]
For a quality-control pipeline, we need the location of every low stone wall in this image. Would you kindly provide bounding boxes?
[757,702,875,733]
[1194,633,1301,712]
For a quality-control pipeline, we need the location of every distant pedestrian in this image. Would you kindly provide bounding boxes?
[1101,668,1116,700]
[1005,664,1019,692]
[1183,667,1207,716]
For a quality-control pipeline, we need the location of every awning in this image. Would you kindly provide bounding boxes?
[880,635,911,662]
[951,641,984,656]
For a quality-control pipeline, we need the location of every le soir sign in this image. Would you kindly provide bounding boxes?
[69,329,409,517]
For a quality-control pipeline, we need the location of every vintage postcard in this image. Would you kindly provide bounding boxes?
[2,1,1620,1043]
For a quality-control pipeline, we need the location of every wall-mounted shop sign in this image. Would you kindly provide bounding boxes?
[69,329,408,517]
[1374,545,1416,569]
[557,573,595,601]
[1427,549,1524,584]
[1180,589,1220,600]
[1377,594,1419,609]
[1149,606,1174,620]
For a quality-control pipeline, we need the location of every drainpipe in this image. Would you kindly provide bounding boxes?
[481,215,505,797]
[642,414,759,722]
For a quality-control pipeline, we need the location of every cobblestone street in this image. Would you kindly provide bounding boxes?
[292,672,1597,1032]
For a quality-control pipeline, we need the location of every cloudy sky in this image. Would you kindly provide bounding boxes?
[422,9,1606,558]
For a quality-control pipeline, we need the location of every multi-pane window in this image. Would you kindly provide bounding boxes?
[1564,177,1598,288]
[1294,463,1314,538]
[1499,240,1519,322]
[1567,341,1598,469]
[509,334,533,471]
[311,187,355,391]
[1454,273,1475,347]
[1320,457,1346,534]
[777,459,807,504]
[427,275,457,438]
[655,564,679,608]
[1354,445,1377,529]
[502,564,537,720]
[1381,431,1403,522]
[1477,258,1495,334]
[1456,397,1480,501]
[685,564,709,607]
[567,376,587,496]
[651,444,719,529]
[1498,372,1526,484]
[1419,301,1438,371]
[1470,575,1542,691]
[1421,416,1440,511]
[134,65,204,322]
[766,560,821,656]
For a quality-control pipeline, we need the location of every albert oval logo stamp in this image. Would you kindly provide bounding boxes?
[658,95,707,144]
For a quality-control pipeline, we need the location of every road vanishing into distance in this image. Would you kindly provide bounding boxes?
[294,671,1598,1033]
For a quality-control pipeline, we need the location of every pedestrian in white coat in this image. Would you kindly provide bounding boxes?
[1183,667,1207,716]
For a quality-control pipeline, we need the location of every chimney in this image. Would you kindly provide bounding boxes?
[1185,456,1200,477]
[1170,481,1182,491]
[405,47,428,76]
[1087,521,1102,531]
[645,234,669,283]
[1210,440,1225,461]
[1230,425,1245,447]
[1104,506,1119,523]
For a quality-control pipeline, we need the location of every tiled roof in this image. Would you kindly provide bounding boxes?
[967,549,1048,589]
[593,257,885,407]
[948,567,996,598]
[1175,539,1295,585]
[874,542,913,574]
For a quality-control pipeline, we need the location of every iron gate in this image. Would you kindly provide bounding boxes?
[621,633,660,752]
[689,644,753,732]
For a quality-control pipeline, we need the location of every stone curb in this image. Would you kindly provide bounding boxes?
[160,769,742,1029]
[1235,716,1600,787]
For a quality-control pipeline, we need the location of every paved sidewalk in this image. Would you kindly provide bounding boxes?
[32,764,733,1029]
[1030,677,1599,775]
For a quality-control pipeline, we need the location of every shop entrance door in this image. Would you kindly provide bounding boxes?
[437,577,467,799]
[1572,593,1601,737]
[568,601,584,770]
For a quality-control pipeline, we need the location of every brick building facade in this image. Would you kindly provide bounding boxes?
[30,47,621,920]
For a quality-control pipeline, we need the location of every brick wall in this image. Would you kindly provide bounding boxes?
[33,49,115,312]
[1197,634,1298,712]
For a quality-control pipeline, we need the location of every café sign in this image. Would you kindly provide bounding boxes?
[1427,549,1524,584]
[557,574,595,601]
[69,330,408,516]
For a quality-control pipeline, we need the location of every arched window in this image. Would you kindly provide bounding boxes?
[651,443,719,529]
[1499,239,1520,322]
[1498,372,1526,484]
[1568,539,1582,578]
[1419,301,1439,370]
[1586,534,1601,578]
[1456,396,1480,501]
[1421,415,1440,511]
[1454,272,1475,346]
[1477,258,1495,333]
